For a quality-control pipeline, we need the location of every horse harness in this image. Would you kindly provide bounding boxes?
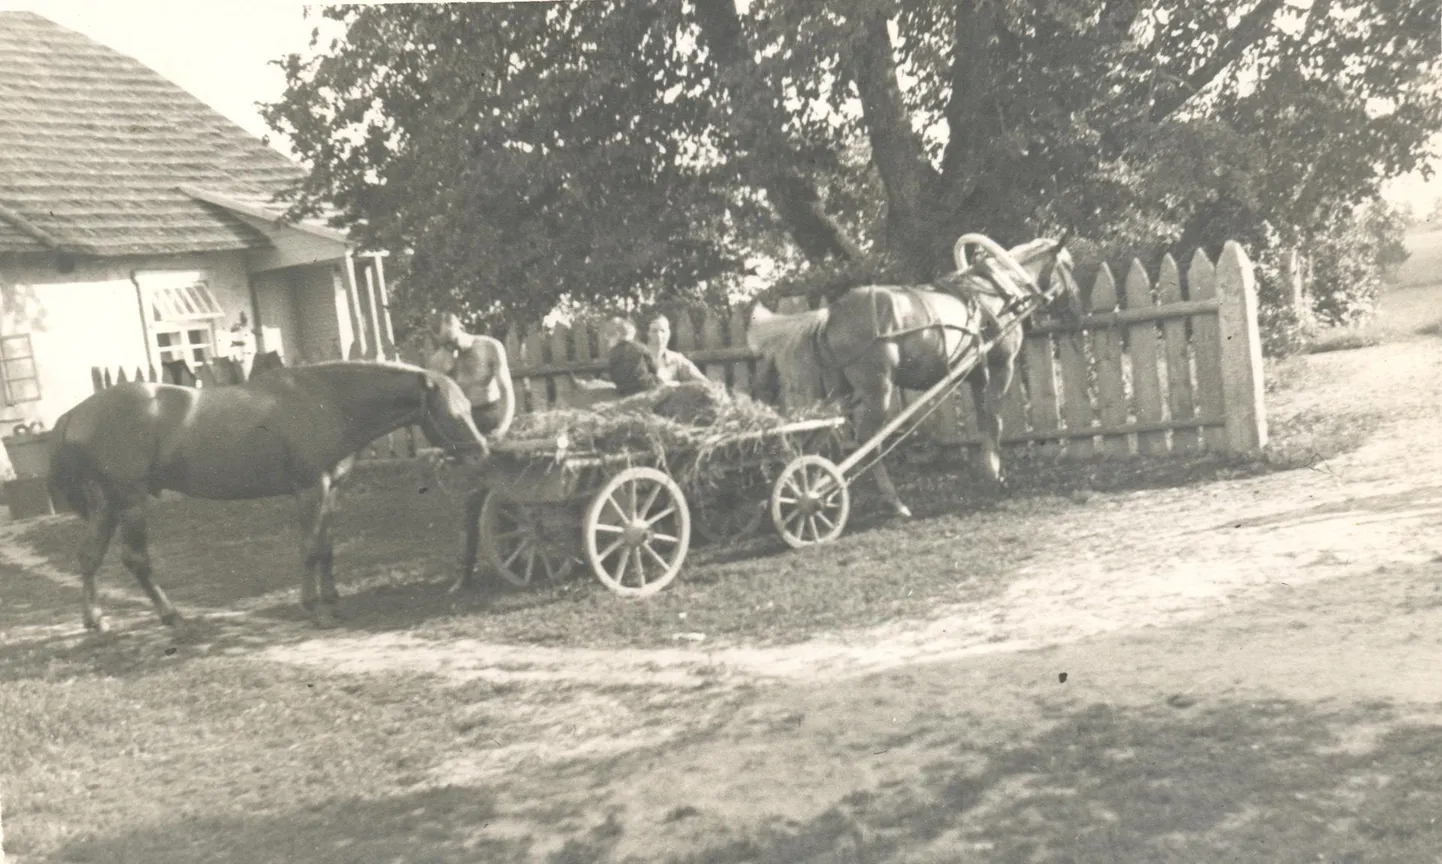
[814,257,1049,377]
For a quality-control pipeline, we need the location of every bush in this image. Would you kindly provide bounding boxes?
[1306,200,1408,327]
[1258,300,1315,358]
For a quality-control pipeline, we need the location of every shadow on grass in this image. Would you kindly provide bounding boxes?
[45,694,1442,864]
[645,696,1440,864]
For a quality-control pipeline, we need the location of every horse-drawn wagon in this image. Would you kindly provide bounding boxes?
[465,413,849,597]
[460,231,1079,599]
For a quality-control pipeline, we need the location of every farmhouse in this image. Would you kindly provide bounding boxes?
[0,11,393,438]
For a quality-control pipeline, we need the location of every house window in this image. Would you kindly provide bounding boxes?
[141,273,225,366]
[0,333,40,404]
[154,325,215,366]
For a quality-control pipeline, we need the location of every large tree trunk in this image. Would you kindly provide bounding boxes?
[849,8,951,279]
[691,0,863,265]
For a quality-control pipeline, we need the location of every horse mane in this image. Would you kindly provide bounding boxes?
[747,306,833,411]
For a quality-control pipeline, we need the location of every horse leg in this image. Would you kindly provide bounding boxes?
[849,352,911,519]
[116,501,181,627]
[970,354,1016,487]
[317,482,343,610]
[294,482,326,621]
[78,482,118,633]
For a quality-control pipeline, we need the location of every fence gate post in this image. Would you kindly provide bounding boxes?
[1215,241,1268,453]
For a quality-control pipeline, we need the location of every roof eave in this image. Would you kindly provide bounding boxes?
[0,200,94,256]
[177,185,352,245]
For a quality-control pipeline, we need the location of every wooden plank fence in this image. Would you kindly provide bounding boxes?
[88,241,1267,465]
[501,240,1266,461]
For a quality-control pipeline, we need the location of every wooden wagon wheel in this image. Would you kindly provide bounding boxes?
[770,455,850,549]
[692,479,767,545]
[479,492,576,587]
[583,466,691,597]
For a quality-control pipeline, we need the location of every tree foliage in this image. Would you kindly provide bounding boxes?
[263,0,1442,333]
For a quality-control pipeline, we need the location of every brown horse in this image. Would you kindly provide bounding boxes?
[747,235,1079,518]
[46,361,489,631]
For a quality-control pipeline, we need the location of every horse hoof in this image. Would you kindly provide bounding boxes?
[312,611,340,630]
[893,505,913,520]
[160,611,183,627]
[447,575,474,595]
[85,615,109,634]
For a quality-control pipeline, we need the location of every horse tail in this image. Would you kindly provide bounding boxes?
[746,305,832,411]
[46,410,91,520]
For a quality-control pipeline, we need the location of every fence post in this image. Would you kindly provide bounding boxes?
[1215,241,1267,453]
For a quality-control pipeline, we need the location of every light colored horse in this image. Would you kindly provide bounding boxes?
[747,235,1080,518]
[47,361,489,631]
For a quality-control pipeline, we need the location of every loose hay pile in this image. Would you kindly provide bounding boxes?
[504,381,843,487]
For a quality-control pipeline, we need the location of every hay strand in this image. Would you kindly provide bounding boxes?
[503,382,842,487]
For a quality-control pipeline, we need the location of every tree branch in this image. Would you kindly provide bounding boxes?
[1149,0,1288,121]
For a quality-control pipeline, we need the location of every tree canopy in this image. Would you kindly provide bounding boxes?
[263,0,1442,334]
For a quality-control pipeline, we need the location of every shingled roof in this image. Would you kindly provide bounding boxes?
[0,11,331,257]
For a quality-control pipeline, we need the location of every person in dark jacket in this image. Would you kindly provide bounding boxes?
[604,317,659,397]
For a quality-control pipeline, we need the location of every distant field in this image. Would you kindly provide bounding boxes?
[1396,222,1442,287]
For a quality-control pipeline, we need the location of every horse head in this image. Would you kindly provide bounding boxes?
[419,371,490,461]
[954,232,1081,323]
[1035,232,1083,327]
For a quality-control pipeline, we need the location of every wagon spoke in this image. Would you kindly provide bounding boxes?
[784,506,805,528]
[644,505,677,528]
[604,493,628,524]
[493,528,530,543]
[627,481,638,518]
[814,510,836,532]
[650,532,679,545]
[805,515,820,542]
[598,536,627,562]
[593,523,624,534]
[523,549,537,583]
[639,483,664,520]
[780,476,803,500]
[777,494,799,505]
[642,542,671,572]
[614,544,631,584]
[541,551,557,581]
[629,547,647,586]
[503,543,528,568]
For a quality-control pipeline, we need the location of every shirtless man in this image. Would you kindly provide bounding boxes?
[427,312,516,441]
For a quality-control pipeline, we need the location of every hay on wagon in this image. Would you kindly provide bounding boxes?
[505,382,844,488]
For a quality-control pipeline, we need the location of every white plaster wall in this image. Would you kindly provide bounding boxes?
[0,250,254,427]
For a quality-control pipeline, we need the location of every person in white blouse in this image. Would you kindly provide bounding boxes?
[646,315,708,386]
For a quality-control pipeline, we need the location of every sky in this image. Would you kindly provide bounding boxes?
[4,0,1441,214]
